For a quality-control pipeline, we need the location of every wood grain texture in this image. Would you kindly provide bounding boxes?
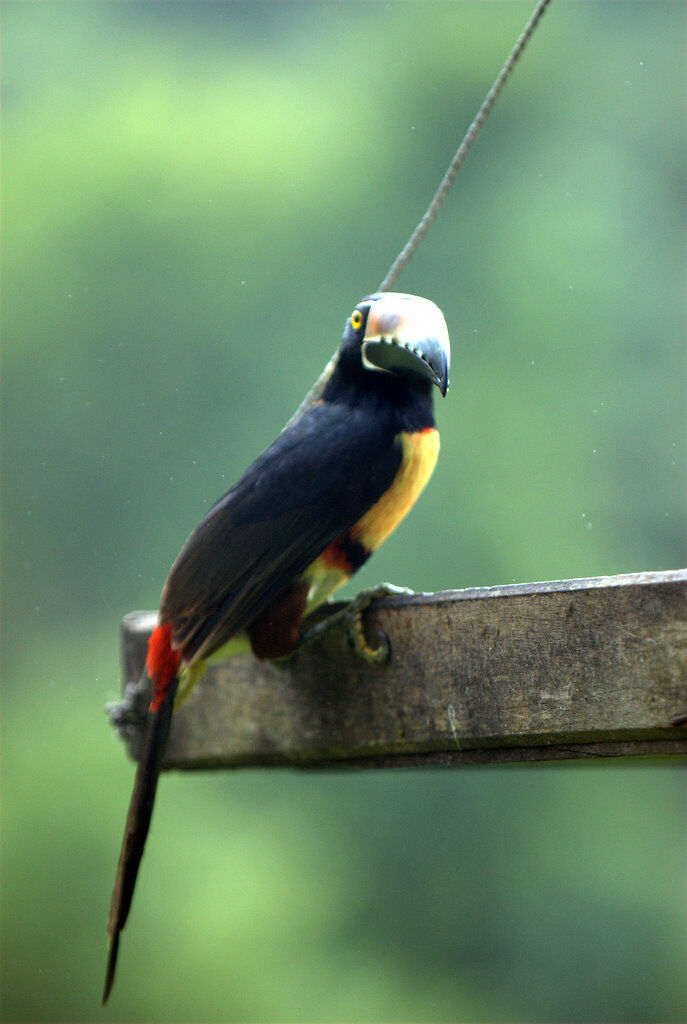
[117,570,687,768]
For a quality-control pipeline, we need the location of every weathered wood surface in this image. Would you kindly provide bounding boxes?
[117,569,687,768]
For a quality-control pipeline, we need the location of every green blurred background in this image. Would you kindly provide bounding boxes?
[2,2,685,1021]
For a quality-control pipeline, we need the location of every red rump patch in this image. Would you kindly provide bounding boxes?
[146,622,182,711]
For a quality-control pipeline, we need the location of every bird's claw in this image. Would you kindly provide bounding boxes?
[299,583,414,665]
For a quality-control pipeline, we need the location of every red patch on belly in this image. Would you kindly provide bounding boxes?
[320,539,353,573]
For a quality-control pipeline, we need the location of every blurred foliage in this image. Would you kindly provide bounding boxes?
[2,2,685,1022]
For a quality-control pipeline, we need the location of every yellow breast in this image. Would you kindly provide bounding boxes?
[352,427,440,553]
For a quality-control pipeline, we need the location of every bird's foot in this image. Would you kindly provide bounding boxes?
[106,677,149,741]
[299,584,414,665]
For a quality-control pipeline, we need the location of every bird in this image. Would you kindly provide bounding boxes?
[103,291,450,1002]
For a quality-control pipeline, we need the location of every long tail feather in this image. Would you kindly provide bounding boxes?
[103,672,179,1004]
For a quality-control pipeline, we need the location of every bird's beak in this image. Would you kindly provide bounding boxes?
[361,293,450,396]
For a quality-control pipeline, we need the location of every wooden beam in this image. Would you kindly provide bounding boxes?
[114,569,687,768]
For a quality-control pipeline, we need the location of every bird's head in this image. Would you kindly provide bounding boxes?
[341,292,450,397]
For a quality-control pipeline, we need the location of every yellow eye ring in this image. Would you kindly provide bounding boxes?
[350,309,364,331]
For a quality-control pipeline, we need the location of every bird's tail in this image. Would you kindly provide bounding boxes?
[103,623,180,1004]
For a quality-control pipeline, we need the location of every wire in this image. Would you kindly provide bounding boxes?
[377,0,553,294]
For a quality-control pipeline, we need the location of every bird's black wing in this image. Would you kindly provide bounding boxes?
[160,398,401,662]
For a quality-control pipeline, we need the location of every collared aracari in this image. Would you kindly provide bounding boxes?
[104,291,450,1002]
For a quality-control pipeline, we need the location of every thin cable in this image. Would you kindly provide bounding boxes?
[378,0,552,293]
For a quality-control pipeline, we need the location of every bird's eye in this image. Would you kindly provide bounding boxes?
[350,309,364,331]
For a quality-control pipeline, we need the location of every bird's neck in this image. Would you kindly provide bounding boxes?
[323,364,436,434]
